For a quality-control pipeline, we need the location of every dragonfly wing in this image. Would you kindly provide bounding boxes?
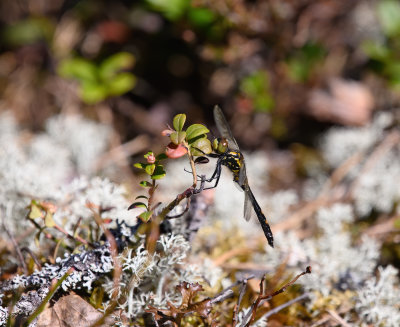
[244,190,253,221]
[213,105,240,151]
[238,158,248,189]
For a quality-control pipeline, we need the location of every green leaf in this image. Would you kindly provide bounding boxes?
[140,181,152,187]
[190,138,212,156]
[241,71,268,96]
[151,165,166,180]
[135,195,149,200]
[254,94,274,112]
[128,202,148,210]
[186,124,209,141]
[362,41,390,61]
[29,203,42,219]
[99,52,135,80]
[58,58,98,83]
[134,163,146,170]
[44,212,55,228]
[138,210,153,222]
[156,153,168,161]
[187,7,215,28]
[107,73,136,96]
[3,17,54,46]
[170,131,186,145]
[173,114,186,131]
[145,0,188,20]
[80,82,107,104]
[378,0,400,37]
[145,163,156,175]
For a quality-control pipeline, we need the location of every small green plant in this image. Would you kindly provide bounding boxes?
[58,52,136,104]
[130,113,211,223]
[145,0,216,28]
[286,42,326,83]
[129,151,167,222]
[362,0,400,88]
[239,70,275,112]
[163,113,212,158]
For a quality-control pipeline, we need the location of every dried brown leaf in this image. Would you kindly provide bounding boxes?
[36,294,112,327]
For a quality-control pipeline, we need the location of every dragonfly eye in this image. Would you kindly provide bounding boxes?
[213,137,228,154]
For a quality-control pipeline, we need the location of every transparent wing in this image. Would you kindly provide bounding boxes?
[213,105,240,151]
[238,157,248,189]
[243,190,253,221]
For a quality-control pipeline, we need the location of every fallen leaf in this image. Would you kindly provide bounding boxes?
[37,294,112,327]
[308,78,374,125]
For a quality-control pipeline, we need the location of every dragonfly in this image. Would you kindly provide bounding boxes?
[199,106,274,247]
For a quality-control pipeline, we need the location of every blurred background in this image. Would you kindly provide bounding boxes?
[2,0,399,159]
[2,2,400,325]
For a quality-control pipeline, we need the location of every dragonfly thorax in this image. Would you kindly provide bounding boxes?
[220,151,243,179]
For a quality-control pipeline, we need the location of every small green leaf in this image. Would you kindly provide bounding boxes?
[190,138,212,156]
[138,210,153,222]
[145,0,188,21]
[128,202,148,210]
[99,52,135,80]
[151,165,166,180]
[134,163,146,170]
[170,131,186,145]
[135,195,149,200]
[188,7,215,28]
[140,181,152,187]
[44,212,55,228]
[378,0,400,37]
[173,114,186,131]
[29,203,42,219]
[58,58,98,83]
[107,73,136,96]
[156,153,168,161]
[3,17,54,46]
[145,163,156,175]
[80,82,107,104]
[186,124,209,141]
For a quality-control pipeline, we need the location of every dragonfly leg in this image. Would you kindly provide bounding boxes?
[202,161,222,190]
[184,167,210,183]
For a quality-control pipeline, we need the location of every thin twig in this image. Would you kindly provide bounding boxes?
[213,247,253,266]
[262,292,310,319]
[24,268,73,326]
[243,266,312,327]
[326,309,353,327]
[210,289,235,304]
[365,214,399,238]
[53,224,90,246]
[2,220,28,275]
[20,247,42,270]
[89,203,122,301]
[233,277,251,325]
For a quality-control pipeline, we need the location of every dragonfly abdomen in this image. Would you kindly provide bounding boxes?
[247,187,274,247]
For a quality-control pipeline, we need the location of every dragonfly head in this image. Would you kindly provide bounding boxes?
[213,137,228,154]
